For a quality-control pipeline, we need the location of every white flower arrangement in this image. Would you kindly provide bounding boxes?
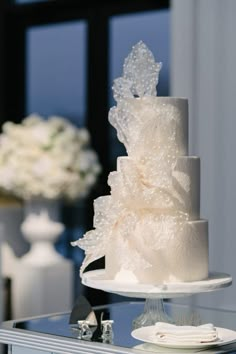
[0,114,101,201]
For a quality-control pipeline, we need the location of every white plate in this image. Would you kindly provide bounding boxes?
[131,326,236,349]
[82,270,232,299]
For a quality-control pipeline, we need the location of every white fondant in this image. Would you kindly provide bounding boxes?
[113,155,200,219]
[114,269,139,283]
[110,97,188,158]
[106,220,208,284]
[173,156,200,220]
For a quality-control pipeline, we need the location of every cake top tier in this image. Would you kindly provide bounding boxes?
[109,96,188,158]
[109,41,188,158]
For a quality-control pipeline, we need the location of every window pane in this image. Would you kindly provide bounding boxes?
[15,0,48,4]
[109,10,170,167]
[26,21,87,126]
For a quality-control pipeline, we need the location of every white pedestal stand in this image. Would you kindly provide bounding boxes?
[13,259,73,319]
[12,199,73,319]
[82,270,232,329]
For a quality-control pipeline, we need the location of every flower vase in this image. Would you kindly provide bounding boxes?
[21,199,65,266]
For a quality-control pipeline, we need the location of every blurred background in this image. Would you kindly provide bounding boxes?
[0,0,236,321]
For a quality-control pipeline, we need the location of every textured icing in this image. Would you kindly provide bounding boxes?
[109,97,188,158]
[106,220,208,283]
[72,41,208,283]
[173,156,200,220]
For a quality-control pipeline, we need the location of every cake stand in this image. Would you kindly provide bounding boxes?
[82,270,232,328]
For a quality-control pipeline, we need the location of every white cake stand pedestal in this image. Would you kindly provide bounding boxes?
[82,270,232,328]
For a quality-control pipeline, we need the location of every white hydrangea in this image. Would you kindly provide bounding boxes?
[0,114,101,201]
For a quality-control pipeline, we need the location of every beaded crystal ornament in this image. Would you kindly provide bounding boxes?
[72,41,191,276]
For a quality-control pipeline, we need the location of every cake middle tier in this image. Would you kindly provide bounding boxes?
[109,155,200,220]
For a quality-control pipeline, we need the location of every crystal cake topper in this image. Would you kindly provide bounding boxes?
[112,41,162,101]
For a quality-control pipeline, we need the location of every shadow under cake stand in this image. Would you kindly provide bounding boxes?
[82,270,232,328]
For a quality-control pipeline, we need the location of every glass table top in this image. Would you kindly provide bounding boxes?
[10,301,236,353]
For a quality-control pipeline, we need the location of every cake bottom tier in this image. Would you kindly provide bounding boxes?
[105,219,208,284]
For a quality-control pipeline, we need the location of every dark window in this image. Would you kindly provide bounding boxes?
[26,21,87,124]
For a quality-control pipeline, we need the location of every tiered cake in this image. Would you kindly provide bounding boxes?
[73,41,209,284]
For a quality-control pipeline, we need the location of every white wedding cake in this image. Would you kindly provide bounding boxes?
[73,41,209,284]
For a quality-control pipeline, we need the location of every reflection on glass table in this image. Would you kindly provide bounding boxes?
[0,301,234,354]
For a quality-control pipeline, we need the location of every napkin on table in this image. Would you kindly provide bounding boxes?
[153,322,219,344]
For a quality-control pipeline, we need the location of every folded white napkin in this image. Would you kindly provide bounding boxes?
[153,322,219,344]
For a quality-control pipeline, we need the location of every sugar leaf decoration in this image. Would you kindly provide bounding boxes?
[112,41,162,101]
